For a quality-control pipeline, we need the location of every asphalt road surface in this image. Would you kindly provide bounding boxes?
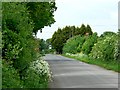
[43,54,118,88]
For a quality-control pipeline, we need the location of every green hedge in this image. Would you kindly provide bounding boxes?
[89,32,117,61]
[63,33,97,55]
[63,35,85,54]
[63,31,118,63]
[81,33,98,55]
[2,2,56,88]
[2,3,34,72]
[2,60,22,88]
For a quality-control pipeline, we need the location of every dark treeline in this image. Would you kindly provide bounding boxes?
[51,24,93,54]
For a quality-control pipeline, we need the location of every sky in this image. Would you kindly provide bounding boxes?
[37,0,119,40]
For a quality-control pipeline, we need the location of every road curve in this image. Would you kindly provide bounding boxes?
[43,54,118,88]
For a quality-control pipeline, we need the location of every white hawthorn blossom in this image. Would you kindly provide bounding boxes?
[29,56,52,81]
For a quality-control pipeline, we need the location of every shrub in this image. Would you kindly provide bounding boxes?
[82,32,98,55]
[2,2,56,88]
[114,30,120,61]
[63,35,85,54]
[30,57,51,80]
[2,3,34,72]
[2,60,22,88]
[23,55,51,88]
[89,32,117,61]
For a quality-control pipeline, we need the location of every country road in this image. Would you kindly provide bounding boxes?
[43,54,118,88]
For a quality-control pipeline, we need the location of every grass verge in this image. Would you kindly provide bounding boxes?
[63,54,119,72]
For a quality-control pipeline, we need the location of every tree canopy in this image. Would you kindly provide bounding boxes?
[26,2,57,34]
[2,2,57,88]
[51,24,93,54]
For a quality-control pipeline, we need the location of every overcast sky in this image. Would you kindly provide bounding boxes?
[37,0,119,40]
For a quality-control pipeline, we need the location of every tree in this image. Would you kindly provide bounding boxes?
[39,39,47,52]
[46,38,52,49]
[2,2,34,65]
[82,32,98,55]
[51,28,65,54]
[51,24,93,54]
[2,2,57,88]
[74,27,81,35]
[26,2,57,34]
[63,35,85,54]
[80,24,86,35]
[86,25,93,35]
[89,32,117,61]
[100,31,116,37]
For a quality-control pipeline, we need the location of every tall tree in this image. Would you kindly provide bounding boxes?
[39,39,47,52]
[80,24,86,35]
[86,25,93,35]
[26,2,57,34]
[51,28,64,54]
[2,2,57,84]
[51,24,93,54]
[46,38,52,49]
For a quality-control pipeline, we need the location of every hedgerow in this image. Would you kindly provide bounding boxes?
[63,31,119,72]
[63,35,85,54]
[2,2,56,88]
[22,54,51,88]
[89,32,117,61]
[81,32,98,55]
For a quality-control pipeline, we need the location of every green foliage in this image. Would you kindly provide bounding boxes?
[63,35,85,54]
[23,69,47,88]
[82,32,98,55]
[2,60,22,88]
[39,38,54,54]
[46,38,52,49]
[100,31,116,37]
[26,2,57,34]
[114,29,120,61]
[2,2,34,72]
[45,49,55,54]
[86,25,93,35]
[63,31,119,72]
[39,39,47,52]
[79,24,86,35]
[51,24,93,54]
[2,2,57,88]
[89,32,117,61]
[24,60,50,88]
[51,29,65,54]
[118,29,120,61]
[23,56,51,88]
[2,54,51,88]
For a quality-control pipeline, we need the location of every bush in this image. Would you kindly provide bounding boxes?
[2,53,52,88]
[89,32,117,61]
[114,30,120,61]
[2,3,34,72]
[2,60,22,88]
[82,32,98,55]
[2,2,56,88]
[23,55,51,88]
[23,69,48,88]
[63,35,85,54]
